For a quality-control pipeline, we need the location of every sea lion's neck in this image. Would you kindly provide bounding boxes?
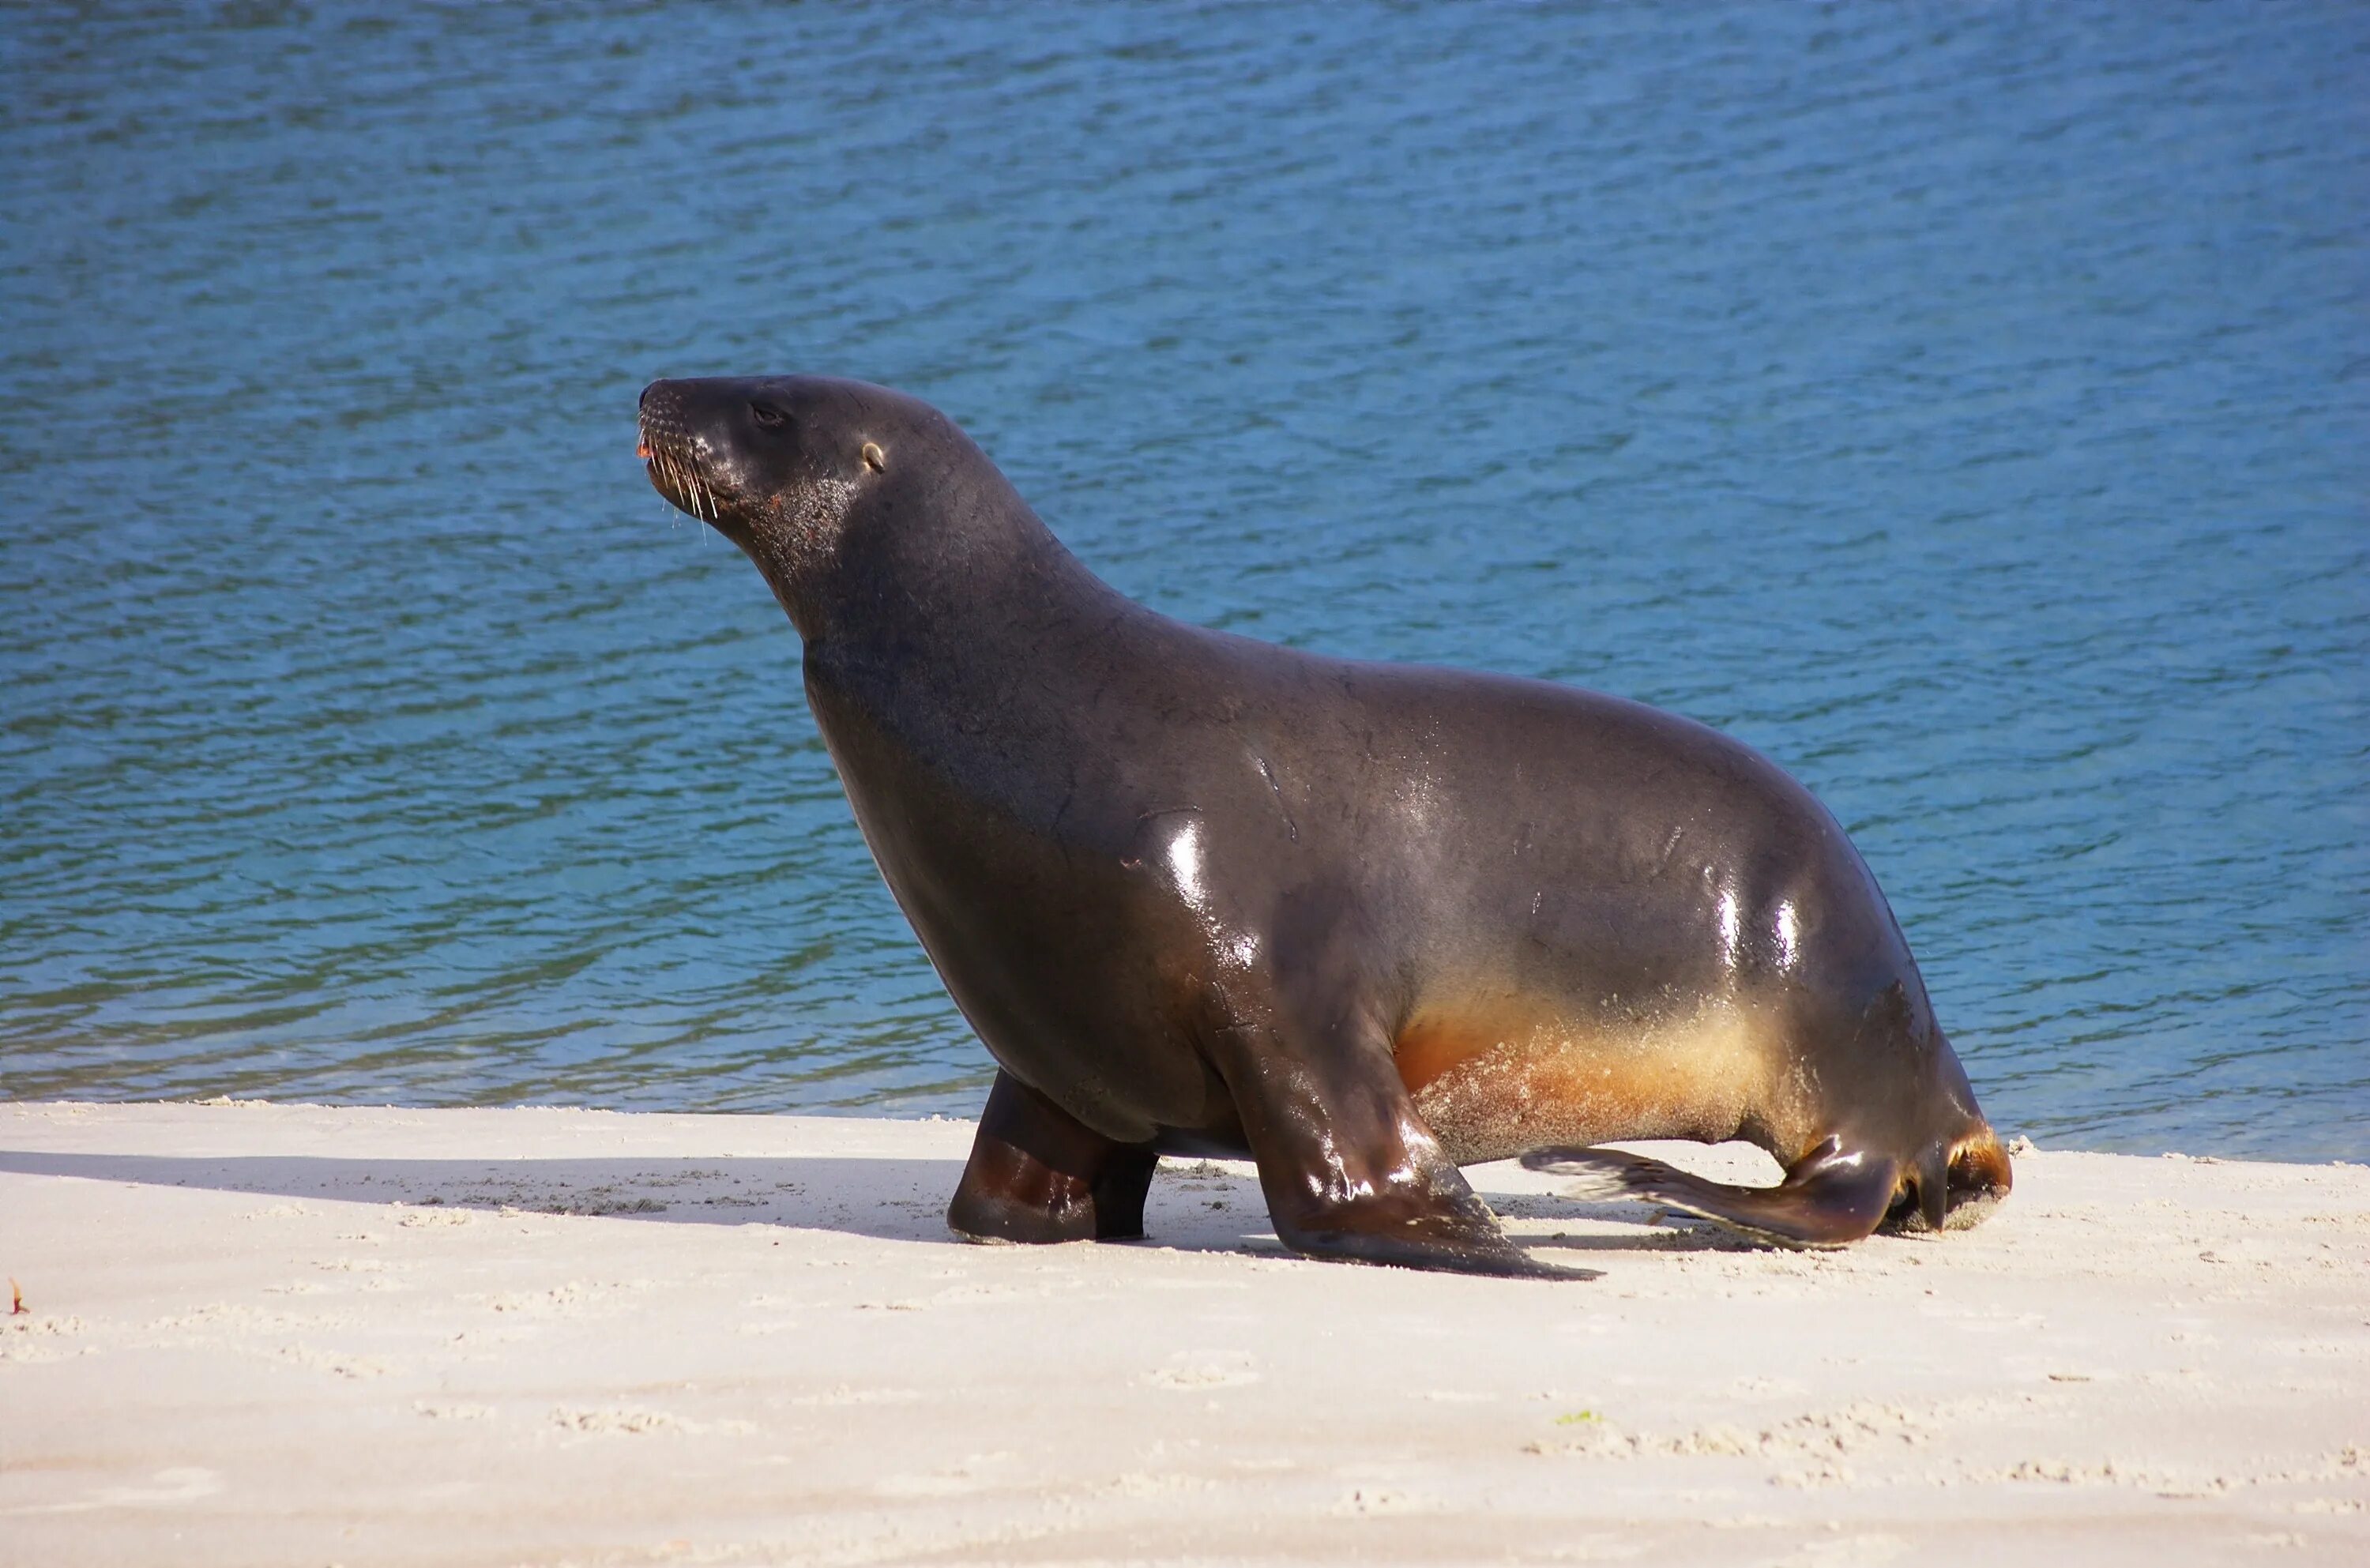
[748,469,1132,662]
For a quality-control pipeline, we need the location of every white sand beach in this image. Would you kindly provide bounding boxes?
[2,1101,2364,1566]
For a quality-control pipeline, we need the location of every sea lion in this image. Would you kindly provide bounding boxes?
[634,374,2012,1277]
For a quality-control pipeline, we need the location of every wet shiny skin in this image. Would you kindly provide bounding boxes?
[636,374,2007,1270]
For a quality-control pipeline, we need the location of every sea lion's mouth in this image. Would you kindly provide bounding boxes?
[638,426,724,523]
[635,391,730,525]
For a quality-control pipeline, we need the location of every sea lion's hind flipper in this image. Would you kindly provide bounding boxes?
[947,1071,1158,1245]
[1883,1127,2014,1235]
[1521,1141,1900,1250]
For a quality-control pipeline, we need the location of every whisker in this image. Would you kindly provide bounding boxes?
[641,433,726,525]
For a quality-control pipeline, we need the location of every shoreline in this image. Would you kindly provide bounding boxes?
[5,1100,2366,1565]
[36,1087,2364,1169]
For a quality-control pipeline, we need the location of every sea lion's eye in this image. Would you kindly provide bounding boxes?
[750,403,788,429]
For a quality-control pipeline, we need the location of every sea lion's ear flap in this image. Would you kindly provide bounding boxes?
[861,442,886,473]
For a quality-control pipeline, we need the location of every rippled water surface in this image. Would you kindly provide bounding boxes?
[4,3,2364,1156]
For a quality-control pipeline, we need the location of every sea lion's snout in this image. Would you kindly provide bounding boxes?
[640,375,797,532]
[636,378,720,522]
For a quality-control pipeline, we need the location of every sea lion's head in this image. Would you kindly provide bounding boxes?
[636,374,1066,641]
[637,374,918,551]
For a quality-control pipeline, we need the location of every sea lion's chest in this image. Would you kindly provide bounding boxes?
[801,648,1257,1129]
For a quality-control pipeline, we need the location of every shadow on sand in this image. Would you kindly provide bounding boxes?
[0,1146,1754,1263]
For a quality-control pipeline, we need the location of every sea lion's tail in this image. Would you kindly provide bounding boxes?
[1522,1128,2014,1248]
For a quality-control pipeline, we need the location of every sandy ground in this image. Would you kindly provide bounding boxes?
[2,1103,2364,1567]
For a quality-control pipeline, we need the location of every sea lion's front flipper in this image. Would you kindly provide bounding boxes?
[1214,1027,1582,1280]
[947,1071,1158,1244]
[1522,1137,1900,1250]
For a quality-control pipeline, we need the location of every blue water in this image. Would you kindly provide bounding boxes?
[3,3,2364,1158]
